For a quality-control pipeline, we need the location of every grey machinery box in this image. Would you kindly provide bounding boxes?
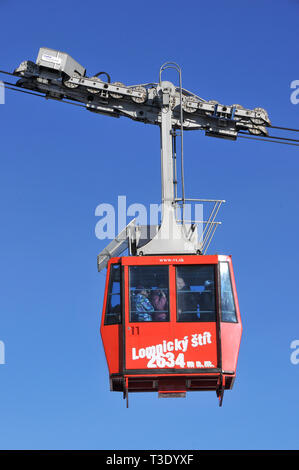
[36,47,86,78]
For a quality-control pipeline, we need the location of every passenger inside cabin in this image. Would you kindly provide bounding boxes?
[176,276,199,321]
[151,286,168,322]
[129,265,170,322]
[132,286,154,322]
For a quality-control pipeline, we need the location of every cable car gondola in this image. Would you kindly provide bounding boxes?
[101,254,241,406]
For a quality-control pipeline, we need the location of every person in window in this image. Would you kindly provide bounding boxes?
[133,286,154,322]
[177,276,199,321]
[151,287,168,322]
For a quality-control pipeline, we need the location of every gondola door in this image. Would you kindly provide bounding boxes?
[123,257,220,376]
[171,261,219,373]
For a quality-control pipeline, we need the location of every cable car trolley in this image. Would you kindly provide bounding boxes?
[4,50,289,407]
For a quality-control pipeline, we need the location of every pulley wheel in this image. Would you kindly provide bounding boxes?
[110,82,125,99]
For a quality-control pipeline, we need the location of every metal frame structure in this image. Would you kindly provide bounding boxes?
[0,47,272,269]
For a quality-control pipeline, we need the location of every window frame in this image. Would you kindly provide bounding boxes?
[104,263,122,326]
[219,261,238,323]
[128,265,170,323]
[175,264,217,323]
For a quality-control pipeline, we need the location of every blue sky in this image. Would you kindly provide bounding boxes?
[0,0,298,450]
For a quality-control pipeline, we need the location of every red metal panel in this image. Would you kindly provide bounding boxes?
[125,323,218,372]
[220,323,242,372]
[121,255,219,266]
[100,260,121,375]
[101,324,121,375]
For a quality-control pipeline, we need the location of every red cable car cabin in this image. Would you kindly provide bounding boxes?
[100,254,242,406]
